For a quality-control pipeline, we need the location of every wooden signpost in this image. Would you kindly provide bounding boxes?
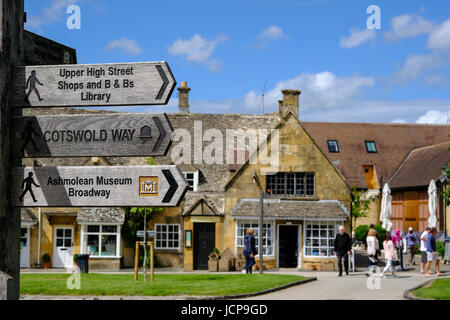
[10,165,188,207]
[11,113,174,157]
[12,62,176,107]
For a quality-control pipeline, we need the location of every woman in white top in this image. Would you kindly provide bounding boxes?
[364,228,379,277]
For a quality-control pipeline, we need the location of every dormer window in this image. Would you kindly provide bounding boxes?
[327,140,339,153]
[365,141,377,153]
[183,171,199,192]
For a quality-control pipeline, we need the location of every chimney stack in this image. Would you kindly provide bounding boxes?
[177,81,190,113]
[279,89,301,118]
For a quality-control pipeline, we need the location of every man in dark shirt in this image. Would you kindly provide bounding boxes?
[334,225,352,276]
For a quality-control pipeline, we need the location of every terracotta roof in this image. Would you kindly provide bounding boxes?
[231,199,349,219]
[302,122,450,189]
[77,207,125,223]
[388,142,450,189]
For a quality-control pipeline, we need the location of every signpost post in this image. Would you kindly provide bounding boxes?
[10,165,188,207]
[11,113,174,157]
[12,62,176,107]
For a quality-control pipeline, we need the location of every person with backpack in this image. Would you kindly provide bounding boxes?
[405,227,418,266]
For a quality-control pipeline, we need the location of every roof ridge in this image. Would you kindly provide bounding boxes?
[302,121,450,127]
[409,141,450,153]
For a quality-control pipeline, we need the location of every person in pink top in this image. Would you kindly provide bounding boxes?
[392,229,402,248]
[381,233,398,278]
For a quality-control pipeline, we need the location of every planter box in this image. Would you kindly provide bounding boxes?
[208,259,219,272]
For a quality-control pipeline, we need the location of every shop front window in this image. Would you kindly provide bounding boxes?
[236,220,274,256]
[82,224,120,257]
[304,221,341,257]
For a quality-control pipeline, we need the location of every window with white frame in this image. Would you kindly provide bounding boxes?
[155,224,180,249]
[304,221,341,257]
[183,171,199,191]
[236,220,274,256]
[82,224,121,257]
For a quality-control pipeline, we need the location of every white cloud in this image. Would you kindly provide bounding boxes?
[27,0,80,29]
[384,14,435,41]
[259,26,286,40]
[427,19,450,51]
[106,38,142,56]
[416,110,449,124]
[242,71,375,111]
[391,119,407,124]
[391,53,447,85]
[339,28,376,49]
[168,34,228,72]
[255,26,288,49]
[423,74,447,88]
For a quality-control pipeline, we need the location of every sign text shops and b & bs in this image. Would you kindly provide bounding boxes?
[12,62,176,107]
[10,166,188,207]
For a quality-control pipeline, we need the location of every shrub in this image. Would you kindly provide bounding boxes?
[42,253,51,263]
[354,225,369,242]
[437,241,445,258]
[353,224,387,249]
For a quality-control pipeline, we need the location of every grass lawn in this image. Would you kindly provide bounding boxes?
[20,273,308,297]
[412,278,450,300]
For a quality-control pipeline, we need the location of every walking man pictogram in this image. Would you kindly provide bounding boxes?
[19,172,40,203]
[21,121,40,152]
[25,70,44,102]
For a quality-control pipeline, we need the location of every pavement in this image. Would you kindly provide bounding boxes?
[20,249,450,300]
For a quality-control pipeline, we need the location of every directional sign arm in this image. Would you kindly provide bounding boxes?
[152,116,166,153]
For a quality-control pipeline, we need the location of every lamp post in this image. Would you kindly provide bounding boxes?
[253,171,264,275]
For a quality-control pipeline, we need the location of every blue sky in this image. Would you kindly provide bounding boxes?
[25,0,450,123]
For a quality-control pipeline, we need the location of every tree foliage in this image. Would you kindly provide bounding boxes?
[351,186,371,228]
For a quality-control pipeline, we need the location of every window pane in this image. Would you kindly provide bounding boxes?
[306,173,314,195]
[286,173,295,195]
[87,235,99,256]
[365,141,377,153]
[64,239,72,247]
[327,140,339,153]
[101,235,117,256]
[102,225,117,233]
[266,174,276,194]
[56,229,63,237]
[64,229,72,237]
[296,173,305,195]
[87,225,100,233]
[276,173,285,195]
[56,239,63,247]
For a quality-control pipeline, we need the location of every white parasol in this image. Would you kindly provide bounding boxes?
[380,183,393,232]
[427,179,438,228]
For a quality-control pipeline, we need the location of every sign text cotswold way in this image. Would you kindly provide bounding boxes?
[12,62,176,107]
[10,166,188,207]
[12,113,173,157]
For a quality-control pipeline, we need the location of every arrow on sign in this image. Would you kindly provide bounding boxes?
[162,169,178,204]
[156,65,169,100]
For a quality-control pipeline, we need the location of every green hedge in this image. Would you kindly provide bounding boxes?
[354,224,387,249]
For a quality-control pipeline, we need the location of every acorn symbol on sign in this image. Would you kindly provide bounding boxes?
[139,125,152,144]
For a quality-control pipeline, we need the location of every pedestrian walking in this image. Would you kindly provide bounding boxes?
[425,227,442,277]
[405,227,417,266]
[334,225,352,276]
[381,233,398,278]
[242,229,257,274]
[364,228,379,277]
[419,227,431,274]
[392,229,404,270]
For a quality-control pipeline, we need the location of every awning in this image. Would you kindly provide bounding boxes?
[231,199,349,220]
[77,207,125,224]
